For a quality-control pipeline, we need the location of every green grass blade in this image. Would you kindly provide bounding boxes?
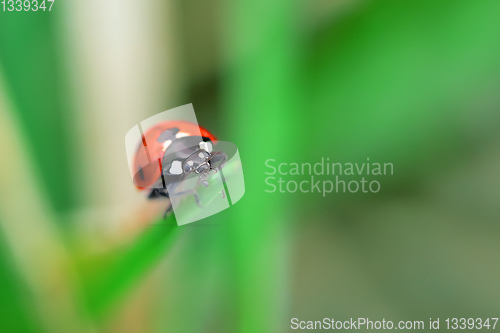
[80,217,178,320]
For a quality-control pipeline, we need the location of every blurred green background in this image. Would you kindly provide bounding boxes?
[1,0,500,332]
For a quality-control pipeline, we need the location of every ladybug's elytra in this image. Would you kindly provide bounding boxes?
[132,121,226,212]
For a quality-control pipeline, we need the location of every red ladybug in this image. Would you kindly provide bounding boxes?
[132,121,226,213]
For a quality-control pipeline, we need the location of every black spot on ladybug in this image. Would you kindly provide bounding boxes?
[157,128,180,143]
[138,167,145,180]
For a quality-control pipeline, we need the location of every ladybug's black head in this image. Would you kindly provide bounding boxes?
[181,141,227,178]
[183,148,212,175]
[162,137,226,181]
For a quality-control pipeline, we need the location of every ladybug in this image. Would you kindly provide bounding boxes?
[132,121,226,216]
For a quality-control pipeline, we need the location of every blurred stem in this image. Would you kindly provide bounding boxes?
[0,71,94,333]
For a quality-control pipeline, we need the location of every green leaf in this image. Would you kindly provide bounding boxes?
[79,216,178,320]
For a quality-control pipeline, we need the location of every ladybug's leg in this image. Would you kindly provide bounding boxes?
[163,202,174,220]
[147,189,173,220]
[169,189,203,209]
[148,188,169,199]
